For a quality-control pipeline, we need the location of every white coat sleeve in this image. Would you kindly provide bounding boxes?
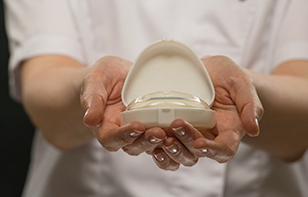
[272,0,308,68]
[4,0,86,101]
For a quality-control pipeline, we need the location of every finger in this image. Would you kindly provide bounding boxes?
[234,83,263,137]
[82,94,106,128]
[96,121,146,152]
[230,69,264,137]
[81,69,108,127]
[162,137,198,167]
[240,101,263,137]
[169,119,211,156]
[122,127,166,156]
[193,129,242,163]
[202,56,264,137]
[81,56,132,128]
[152,148,180,171]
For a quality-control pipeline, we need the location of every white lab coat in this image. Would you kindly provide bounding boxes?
[5,0,308,196]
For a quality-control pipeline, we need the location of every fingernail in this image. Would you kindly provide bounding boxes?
[172,127,185,136]
[165,144,178,154]
[154,153,165,162]
[84,108,89,117]
[255,118,260,136]
[83,108,90,127]
[149,136,163,144]
[130,130,143,137]
[200,148,208,153]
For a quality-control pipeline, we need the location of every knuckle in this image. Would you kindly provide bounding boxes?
[98,136,121,152]
[127,152,141,156]
[122,147,141,156]
[217,157,232,164]
[166,163,180,171]
[122,147,140,156]
[102,145,119,152]
[213,150,234,164]
[154,155,180,171]
[117,133,133,145]
[181,136,194,144]
[183,158,198,167]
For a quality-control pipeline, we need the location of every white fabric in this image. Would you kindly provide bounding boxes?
[273,0,308,67]
[4,0,308,196]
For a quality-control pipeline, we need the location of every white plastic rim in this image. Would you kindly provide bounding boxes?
[121,107,215,128]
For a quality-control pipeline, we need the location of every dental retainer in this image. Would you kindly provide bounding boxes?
[121,39,215,128]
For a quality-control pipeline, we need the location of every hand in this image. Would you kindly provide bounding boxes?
[151,119,214,171]
[152,55,264,170]
[81,56,166,154]
[201,55,264,136]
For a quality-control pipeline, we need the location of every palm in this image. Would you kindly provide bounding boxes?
[211,83,244,137]
[187,55,263,162]
[103,101,125,127]
[210,104,245,154]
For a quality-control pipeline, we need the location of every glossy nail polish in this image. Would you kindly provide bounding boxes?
[149,136,163,143]
[165,144,178,154]
[172,127,185,136]
[255,118,260,136]
[130,130,143,137]
[200,148,208,153]
[154,153,165,162]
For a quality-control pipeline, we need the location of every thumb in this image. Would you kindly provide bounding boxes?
[82,94,106,128]
[80,69,108,128]
[240,101,263,137]
[234,70,264,137]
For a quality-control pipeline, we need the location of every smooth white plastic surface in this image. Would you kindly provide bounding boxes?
[121,39,215,128]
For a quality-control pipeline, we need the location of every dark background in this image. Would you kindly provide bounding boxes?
[0,1,35,196]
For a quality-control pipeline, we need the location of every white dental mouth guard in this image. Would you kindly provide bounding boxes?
[126,91,209,110]
[121,39,215,128]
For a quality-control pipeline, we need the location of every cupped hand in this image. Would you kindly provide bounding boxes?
[151,119,213,171]
[152,55,264,170]
[195,56,263,161]
[80,56,165,154]
[201,55,264,137]
[80,55,263,171]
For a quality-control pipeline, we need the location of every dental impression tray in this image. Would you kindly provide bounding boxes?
[121,39,215,128]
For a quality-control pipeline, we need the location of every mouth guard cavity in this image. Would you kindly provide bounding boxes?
[126,91,209,110]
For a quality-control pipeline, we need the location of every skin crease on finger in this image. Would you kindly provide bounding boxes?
[153,120,203,167]
[162,137,199,167]
[122,127,166,156]
[153,149,180,171]
[191,109,245,163]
